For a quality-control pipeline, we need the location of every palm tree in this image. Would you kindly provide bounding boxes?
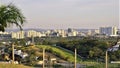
[0,3,26,31]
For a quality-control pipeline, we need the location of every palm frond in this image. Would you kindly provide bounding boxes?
[0,3,26,31]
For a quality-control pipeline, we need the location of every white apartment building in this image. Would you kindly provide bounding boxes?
[87,30,92,36]
[12,31,24,39]
[0,31,9,34]
[67,31,78,36]
[87,29,100,36]
[27,30,38,37]
[26,30,46,37]
[94,29,100,34]
[54,29,66,37]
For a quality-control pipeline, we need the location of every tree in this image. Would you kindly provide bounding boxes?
[0,4,26,31]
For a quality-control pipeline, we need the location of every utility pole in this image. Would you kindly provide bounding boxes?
[74,48,77,68]
[12,43,15,64]
[105,51,108,68]
[32,35,34,45]
[43,48,45,68]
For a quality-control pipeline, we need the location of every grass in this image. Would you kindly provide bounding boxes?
[36,45,81,62]
[85,63,120,68]
[0,63,31,68]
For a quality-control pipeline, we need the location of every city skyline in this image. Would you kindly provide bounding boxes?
[1,0,119,29]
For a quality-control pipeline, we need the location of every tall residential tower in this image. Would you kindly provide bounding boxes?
[99,26,118,36]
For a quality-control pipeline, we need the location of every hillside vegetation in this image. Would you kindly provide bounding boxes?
[0,63,31,68]
[11,45,81,66]
[36,45,81,62]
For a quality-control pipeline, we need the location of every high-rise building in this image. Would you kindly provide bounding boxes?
[11,31,24,39]
[99,26,117,36]
[68,28,73,33]
[0,31,11,40]
[0,31,9,34]
[94,29,100,34]
[26,30,46,37]
[67,30,78,37]
[27,30,36,37]
[54,29,66,37]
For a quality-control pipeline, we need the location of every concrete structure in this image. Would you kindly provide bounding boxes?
[26,30,38,37]
[14,49,28,59]
[68,28,74,33]
[26,30,45,37]
[11,31,24,39]
[0,31,11,40]
[94,29,100,34]
[0,31,9,34]
[54,29,66,37]
[87,29,100,36]
[99,26,118,36]
[67,30,78,37]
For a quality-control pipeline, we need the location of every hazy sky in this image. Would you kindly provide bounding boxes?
[1,0,119,29]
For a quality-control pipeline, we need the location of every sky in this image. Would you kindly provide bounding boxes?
[1,0,119,29]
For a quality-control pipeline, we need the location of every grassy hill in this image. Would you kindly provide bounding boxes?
[36,45,81,62]
[8,45,81,67]
[0,63,31,68]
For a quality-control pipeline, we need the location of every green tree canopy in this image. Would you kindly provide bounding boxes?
[0,4,26,31]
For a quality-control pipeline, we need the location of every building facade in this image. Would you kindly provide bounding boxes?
[99,26,117,36]
[11,31,24,39]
